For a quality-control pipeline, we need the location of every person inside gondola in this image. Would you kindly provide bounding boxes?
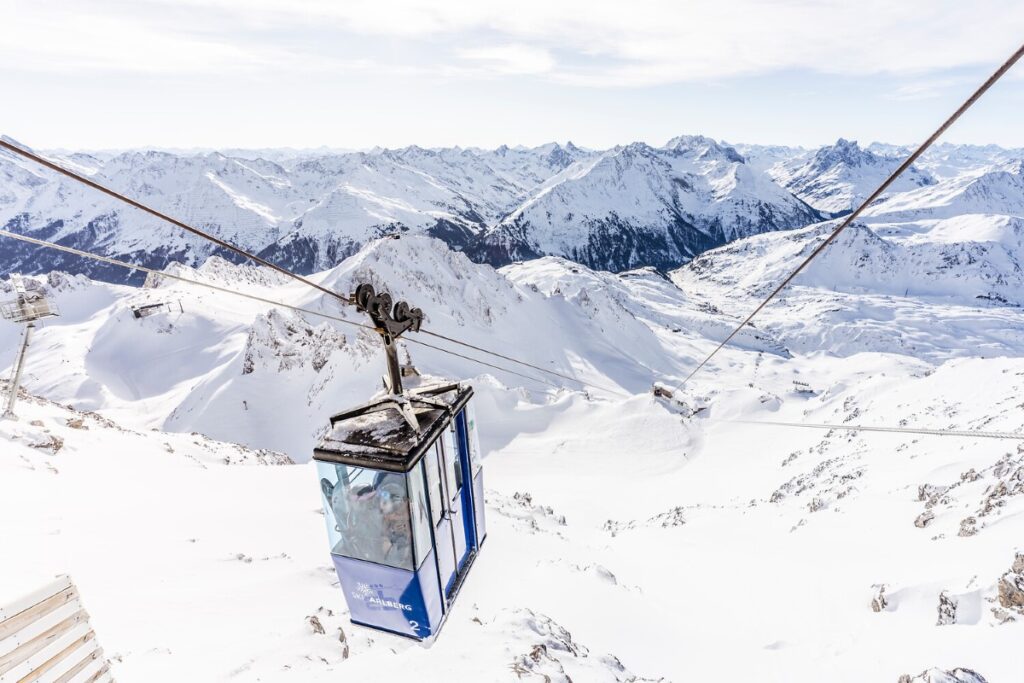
[379,479,412,568]
[322,468,412,567]
[342,483,385,563]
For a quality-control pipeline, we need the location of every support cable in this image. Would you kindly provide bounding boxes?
[722,418,1024,442]
[419,329,629,397]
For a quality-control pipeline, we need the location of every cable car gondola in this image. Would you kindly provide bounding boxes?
[313,283,486,641]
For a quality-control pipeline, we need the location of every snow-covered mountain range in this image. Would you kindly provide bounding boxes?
[0,136,599,280]
[471,136,821,271]
[3,133,1024,681]
[5,135,1023,281]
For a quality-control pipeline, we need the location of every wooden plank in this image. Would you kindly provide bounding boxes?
[22,643,98,683]
[17,633,96,683]
[0,578,111,683]
[0,611,87,675]
[0,579,73,625]
[0,590,78,643]
[0,601,83,659]
[80,664,109,683]
[54,650,103,683]
[0,622,90,681]
[3,630,93,683]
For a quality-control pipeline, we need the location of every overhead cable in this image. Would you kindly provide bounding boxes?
[723,418,1024,441]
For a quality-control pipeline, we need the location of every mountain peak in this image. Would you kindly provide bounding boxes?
[395,144,435,157]
[811,138,875,169]
[776,139,935,214]
[664,135,745,163]
[620,141,655,155]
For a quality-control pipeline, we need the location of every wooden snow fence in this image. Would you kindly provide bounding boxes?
[0,576,113,682]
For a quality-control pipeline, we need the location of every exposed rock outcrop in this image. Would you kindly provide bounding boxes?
[997,552,1024,612]
[898,667,988,683]
[936,591,958,625]
[871,584,889,613]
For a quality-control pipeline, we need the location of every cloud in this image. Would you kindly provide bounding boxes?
[3,0,1023,85]
[886,77,975,101]
[0,4,277,74]
[455,44,555,76]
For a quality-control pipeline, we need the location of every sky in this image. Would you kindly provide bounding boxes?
[3,0,1024,151]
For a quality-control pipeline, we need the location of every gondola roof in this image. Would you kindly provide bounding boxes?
[313,382,473,472]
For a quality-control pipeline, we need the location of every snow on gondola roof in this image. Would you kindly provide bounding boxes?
[313,382,472,472]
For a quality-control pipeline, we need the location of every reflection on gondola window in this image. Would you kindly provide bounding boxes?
[466,406,483,475]
[425,444,444,526]
[316,461,414,570]
[409,462,433,567]
[442,431,462,494]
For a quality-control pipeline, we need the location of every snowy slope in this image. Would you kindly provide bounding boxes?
[862,160,1024,223]
[729,142,810,174]
[681,216,1024,304]
[4,232,1024,680]
[872,141,1024,181]
[8,374,1023,682]
[4,236,788,460]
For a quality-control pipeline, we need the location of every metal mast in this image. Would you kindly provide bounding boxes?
[1,275,59,419]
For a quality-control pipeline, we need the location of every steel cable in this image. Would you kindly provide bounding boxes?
[722,418,1024,441]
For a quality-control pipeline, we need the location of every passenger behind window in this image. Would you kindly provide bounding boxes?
[379,480,412,569]
[344,484,386,563]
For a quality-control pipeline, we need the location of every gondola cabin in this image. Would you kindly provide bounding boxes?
[313,382,486,641]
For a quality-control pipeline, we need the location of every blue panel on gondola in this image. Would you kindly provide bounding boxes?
[314,382,486,641]
[331,553,442,639]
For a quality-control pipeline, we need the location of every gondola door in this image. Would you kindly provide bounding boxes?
[425,441,457,599]
[439,429,471,574]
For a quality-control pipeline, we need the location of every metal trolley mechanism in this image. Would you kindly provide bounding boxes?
[312,282,487,641]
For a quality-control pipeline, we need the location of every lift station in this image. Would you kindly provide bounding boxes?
[1,274,58,419]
